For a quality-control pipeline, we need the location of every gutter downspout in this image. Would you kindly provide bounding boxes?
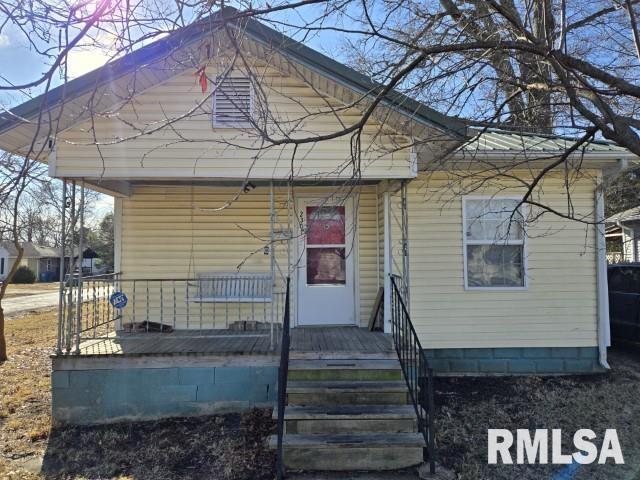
[595,178,611,369]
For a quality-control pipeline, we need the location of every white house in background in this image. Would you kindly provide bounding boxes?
[0,241,61,281]
[606,207,640,262]
[0,241,101,281]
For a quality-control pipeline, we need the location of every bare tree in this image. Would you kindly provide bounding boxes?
[0,0,638,357]
[0,153,43,360]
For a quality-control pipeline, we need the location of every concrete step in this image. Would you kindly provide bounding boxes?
[268,433,425,471]
[288,359,403,382]
[284,471,420,479]
[275,404,417,434]
[287,380,409,405]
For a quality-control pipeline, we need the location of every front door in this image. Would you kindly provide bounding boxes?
[297,196,356,326]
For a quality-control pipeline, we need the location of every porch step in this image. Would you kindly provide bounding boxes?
[275,405,417,434]
[284,472,419,480]
[287,380,409,405]
[273,356,422,472]
[288,359,403,382]
[268,433,425,471]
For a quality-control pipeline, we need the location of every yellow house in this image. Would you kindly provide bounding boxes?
[0,7,634,472]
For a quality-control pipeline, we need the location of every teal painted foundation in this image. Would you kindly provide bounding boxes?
[52,347,603,424]
[52,365,278,425]
[423,347,603,375]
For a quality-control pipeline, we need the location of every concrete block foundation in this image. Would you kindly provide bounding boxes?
[423,346,603,375]
[51,355,278,425]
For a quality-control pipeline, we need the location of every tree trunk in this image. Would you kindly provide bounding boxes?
[0,305,6,361]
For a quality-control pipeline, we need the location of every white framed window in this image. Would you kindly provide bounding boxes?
[462,197,527,290]
[212,76,253,128]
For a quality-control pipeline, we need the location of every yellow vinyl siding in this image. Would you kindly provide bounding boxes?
[407,171,599,349]
[55,65,412,180]
[119,185,378,328]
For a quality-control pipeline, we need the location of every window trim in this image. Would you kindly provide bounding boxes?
[462,196,528,291]
[212,76,254,129]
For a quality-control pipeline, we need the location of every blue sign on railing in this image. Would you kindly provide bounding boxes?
[110,291,128,309]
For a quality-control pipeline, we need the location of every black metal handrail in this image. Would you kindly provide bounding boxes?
[276,277,291,480]
[390,275,436,473]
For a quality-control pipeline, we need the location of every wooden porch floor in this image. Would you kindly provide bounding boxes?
[72,327,393,357]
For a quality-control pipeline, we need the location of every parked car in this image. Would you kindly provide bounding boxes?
[608,263,640,342]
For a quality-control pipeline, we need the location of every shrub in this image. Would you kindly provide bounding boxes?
[12,266,36,284]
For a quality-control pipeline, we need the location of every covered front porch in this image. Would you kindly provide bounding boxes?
[53,180,411,359]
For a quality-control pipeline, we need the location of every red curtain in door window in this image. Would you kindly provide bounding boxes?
[306,206,345,245]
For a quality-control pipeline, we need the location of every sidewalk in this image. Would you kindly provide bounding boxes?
[4,292,59,316]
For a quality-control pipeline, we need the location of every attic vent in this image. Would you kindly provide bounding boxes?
[213,77,253,128]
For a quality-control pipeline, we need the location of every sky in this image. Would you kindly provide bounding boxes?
[0,4,348,219]
[0,3,344,109]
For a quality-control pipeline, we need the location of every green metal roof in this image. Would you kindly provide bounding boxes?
[463,129,628,154]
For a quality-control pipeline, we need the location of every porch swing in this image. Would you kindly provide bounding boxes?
[185,181,291,343]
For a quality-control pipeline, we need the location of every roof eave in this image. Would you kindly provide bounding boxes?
[451,150,637,161]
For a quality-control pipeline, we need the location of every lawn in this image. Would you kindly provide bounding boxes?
[1,309,639,479]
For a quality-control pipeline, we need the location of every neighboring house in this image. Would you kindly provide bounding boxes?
[0,241,61,281]
[606,207,640,262]
[0,8,635,471]
[0,242,102,281]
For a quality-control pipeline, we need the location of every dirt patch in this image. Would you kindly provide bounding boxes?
[39,409,275,480]
[435,348,640,480]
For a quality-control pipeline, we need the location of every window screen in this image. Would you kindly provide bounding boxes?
[464,198,526,288]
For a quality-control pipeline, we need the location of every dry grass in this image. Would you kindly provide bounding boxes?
[436,348,640,480]
[2,308,640,479]
[0,308,276,480]
[0,308,56,479]
[3,283,59,299]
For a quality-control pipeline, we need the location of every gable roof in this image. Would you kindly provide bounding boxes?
[607,206,640,225]
[0,241,59,258]
[0,8,633,164]
[0,241,97,258]
[0,7,466,157]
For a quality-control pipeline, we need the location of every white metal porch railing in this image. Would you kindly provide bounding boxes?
[56,272,285,355]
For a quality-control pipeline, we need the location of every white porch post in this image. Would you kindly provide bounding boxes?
[56,179,67,355]
[383,190,392,333]
[269,181,275,349]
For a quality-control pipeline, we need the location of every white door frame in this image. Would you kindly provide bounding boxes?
[294,193,359,327]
